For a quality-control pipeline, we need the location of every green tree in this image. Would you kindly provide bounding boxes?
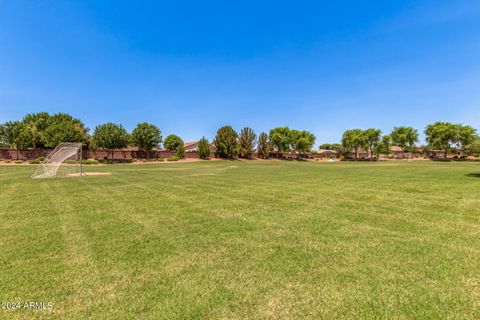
[269,126,290,158]
[214,126,238,158]
[0,121,19,148]
[197,137,211,159]
[390,127,419,152]
[425,122,476,158]
[257,132,271,159]
[131,123,162,158]
[238,127,257,158]
[21,112,51,148]
[341,129,366,159]
[164,134,183,152]
[465,136,480,156]
[42,113,89,148]
[291,130,316,157]
[363,128,382,159]
[377,135,392,155]
[92,123,129,161]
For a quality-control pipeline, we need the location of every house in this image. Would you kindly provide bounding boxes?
[315,149,338,158]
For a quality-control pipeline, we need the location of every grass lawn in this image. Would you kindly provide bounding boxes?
[1,160,479,319]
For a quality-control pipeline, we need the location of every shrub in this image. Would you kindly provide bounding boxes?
[14,160,23,164]
[29,159,40,164]
[64,160,76,164]
[37,156,45,162]
[5,160,11,163]
[83,159,99,165]
[167,156,180,161]
[176,144,185,159]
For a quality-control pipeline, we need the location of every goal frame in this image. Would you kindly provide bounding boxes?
[31,142,83,178]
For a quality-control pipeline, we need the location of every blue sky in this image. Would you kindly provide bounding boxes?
[0,0,479,144]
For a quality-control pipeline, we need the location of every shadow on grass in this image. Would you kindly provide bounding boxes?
[465,173,480,178]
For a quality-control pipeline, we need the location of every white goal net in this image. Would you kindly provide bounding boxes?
[31,142,83,179]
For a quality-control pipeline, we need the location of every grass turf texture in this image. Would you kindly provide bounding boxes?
[1,161,479,319]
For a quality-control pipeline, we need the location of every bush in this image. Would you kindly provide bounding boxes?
[5,160,11,163]
[14,160,23,164]
[29,159,40,164]
[64,160,76,164]
[82,159,99,165]
[167,156,180,161]
[176,144,185,159]
[37,156,45,162]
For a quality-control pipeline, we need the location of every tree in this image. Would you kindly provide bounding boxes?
[363,128,382,159]
[131,123,162,158]
[269,126,291,158]
[257,132,271,159]
[377,135,391,156]
[45,113,89,147]
[466,136,480,156]
[341,129,366,159]
[164,134,183,151]
[390,127,419,152]
[425,122,477,158]
[197,137,211,159]
[92,123,129,161]
[0,121,19,148]
[291,130,316,157]
[214,126,238,158]
[238,127,257,158]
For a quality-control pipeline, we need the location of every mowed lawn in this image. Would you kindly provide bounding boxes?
[1,161,479,319]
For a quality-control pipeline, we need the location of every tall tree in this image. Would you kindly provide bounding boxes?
[131,123,162,158]
[257,132,271,159]
[341,129,366,159]
[269,126,291,158]
[390,126,419,152]
[92,123,129,161]
[363,128,382,159]
[425,122,476,158]
[214,126,238,158]
[197,137,211,159]
[238,127,257,158]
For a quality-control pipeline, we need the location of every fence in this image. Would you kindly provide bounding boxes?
[0,149,200,161]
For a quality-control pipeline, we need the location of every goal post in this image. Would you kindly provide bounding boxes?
[31,142,83,179]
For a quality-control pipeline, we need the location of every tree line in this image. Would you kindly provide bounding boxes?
[1,112,478,160]
[331,123,477,159]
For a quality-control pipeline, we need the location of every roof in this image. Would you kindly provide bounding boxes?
[318,149,337,154]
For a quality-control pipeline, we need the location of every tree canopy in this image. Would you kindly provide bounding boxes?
[257,132,271,159]
[197,137,211,159]
[425,122,476,157]
[92,123,129,160]
[214,126,238,158]
[341,129,366,159]
[131,122,162,156]
[390,127,419,151]
[238,127,257,158]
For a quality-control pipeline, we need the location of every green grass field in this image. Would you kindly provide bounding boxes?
[1,161,479,319]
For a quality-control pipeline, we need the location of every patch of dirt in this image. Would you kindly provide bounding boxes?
[66,172,112,177]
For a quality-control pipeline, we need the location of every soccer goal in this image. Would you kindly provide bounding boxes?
[31,142,83,178]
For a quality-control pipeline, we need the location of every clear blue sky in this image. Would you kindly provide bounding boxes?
[0,0,479,144]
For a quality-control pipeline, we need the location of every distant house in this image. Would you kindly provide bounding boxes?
[184,141,201,152]
[316,149,338,158]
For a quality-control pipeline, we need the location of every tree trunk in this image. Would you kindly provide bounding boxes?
[111,149,114,162]
[445,148,448,159]
[355,148,358,160]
